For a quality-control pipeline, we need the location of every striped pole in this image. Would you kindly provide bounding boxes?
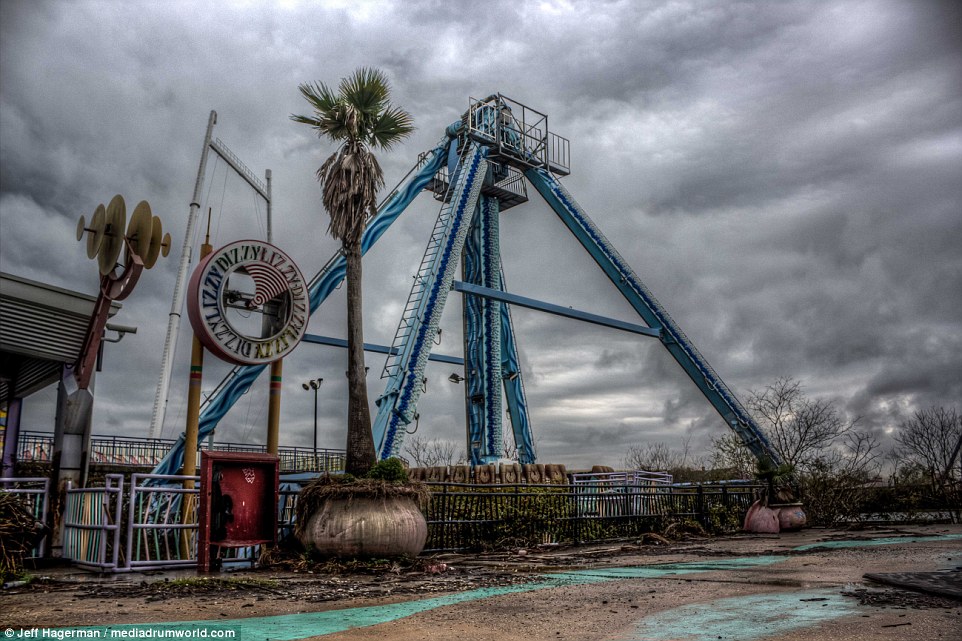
[181,240,211,559]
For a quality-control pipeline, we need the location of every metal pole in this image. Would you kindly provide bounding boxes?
[313,386,318,472]
[181,238,211,559]
[265,169,272,244]
[264,168,284,457]
[267,361,282,455]
[150,110,217,439]
[302,378,322,472]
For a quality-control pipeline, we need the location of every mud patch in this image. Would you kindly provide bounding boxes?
[845,586,962,610]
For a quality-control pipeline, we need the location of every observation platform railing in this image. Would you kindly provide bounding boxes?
[14,430,345,473]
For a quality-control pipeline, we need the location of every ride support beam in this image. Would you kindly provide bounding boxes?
[525,167,780,466]
[498,269,536,464]
[452,282,663,339]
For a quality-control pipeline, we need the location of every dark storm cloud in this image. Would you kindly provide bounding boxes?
[1,0,960,468]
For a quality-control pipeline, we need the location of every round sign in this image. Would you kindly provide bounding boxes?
[187,239,310,366]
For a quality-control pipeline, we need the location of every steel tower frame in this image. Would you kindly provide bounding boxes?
[156,94,781,476]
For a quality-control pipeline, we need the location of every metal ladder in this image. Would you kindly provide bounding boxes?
[373,142,489,458]
[380,144,472,380]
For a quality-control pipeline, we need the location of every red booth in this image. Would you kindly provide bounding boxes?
[198,451,279,572]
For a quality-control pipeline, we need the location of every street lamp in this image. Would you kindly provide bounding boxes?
[302,377,323,471]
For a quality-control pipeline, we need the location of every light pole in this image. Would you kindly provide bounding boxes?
[448,371,475,465]
[302,377,323,471]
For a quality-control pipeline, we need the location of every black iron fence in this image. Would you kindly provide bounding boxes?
[423,481,764,552]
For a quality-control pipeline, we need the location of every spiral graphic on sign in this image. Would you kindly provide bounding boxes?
[245,263,290,308]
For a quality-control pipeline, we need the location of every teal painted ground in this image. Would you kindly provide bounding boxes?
[623,589,857,641]
[54,533,962,640]
[791,533,962,551]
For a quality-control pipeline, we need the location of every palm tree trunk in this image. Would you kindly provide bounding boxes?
[343,239,376,476]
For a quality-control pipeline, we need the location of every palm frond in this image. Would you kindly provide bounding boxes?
[291,82,351,140]
[368,106,415,149]
[293,66,411,241]
[340,67,390,118]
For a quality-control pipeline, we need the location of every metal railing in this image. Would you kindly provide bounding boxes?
[571,470,674,486]
[465,94,571,176]
[62,474,124,571]
[424,481,764,552]
[126,473,198,570]
[15,432,53,462]
[571,471,674,519]
[275,447,344,474]
[15,431,345,473]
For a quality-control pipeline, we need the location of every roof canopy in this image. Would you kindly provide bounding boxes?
[0,272,120,405]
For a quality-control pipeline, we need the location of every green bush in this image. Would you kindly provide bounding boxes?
[706,503,743,533]
[366,458,409,484]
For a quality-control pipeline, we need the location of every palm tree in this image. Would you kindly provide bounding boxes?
[292,68,414,476]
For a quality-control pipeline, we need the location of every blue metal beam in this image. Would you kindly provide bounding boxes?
[525,167,780,467]
[301,333,463,365]
[452,281,663,339]
[498,269,536,464]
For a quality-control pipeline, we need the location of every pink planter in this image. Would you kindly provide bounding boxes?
[743,500,780,533]
[772,503,807,531]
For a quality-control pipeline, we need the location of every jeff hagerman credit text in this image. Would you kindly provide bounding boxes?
[6,629,237,639]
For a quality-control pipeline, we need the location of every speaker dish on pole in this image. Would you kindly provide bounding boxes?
[127,200,153,261]
[144,215,165,268]
[84,204,106,259]
[99,195,126,275]
[161,232,172,258]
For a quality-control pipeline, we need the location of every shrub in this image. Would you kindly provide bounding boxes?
[366,458,409,484]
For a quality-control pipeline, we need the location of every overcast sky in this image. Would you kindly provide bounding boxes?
[2,0,960,470]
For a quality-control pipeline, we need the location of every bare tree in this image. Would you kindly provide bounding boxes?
[502,432,518,461]
[623,441,682,472]
[747,377,857,472]
[403,435,460,468]
[801,428,883,524]
[894,407,962,487]
[709,433,757,479]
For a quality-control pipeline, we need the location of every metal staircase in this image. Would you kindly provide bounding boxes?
[373,142,490,459]
[381,144,473,381]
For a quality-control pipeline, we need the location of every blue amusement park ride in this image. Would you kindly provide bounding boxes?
[154,94,781,476]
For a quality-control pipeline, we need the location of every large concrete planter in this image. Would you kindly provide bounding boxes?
[298,494,428,558]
